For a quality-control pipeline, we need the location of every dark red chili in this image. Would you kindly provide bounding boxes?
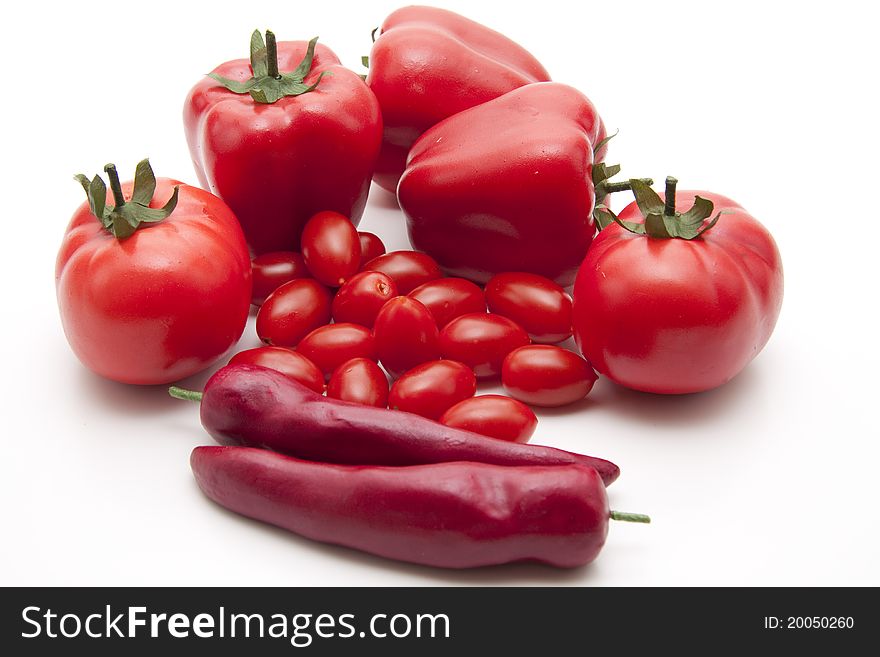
[191,446,648,568]
[170,364,620,485]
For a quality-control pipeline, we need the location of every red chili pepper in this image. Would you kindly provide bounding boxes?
[191,446,648,568]
[184,31,382,255]
[365,6,551,192]
[170,364,620,485]
[398,82,609,286]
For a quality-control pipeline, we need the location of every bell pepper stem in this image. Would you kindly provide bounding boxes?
[610,511,651,523]
[664,176,678,216]
[168,386,204,402]
[602,178,654,195]
[266,30,280,79]
[104,164,126,207]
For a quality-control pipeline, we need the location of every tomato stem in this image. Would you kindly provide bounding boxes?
[104,164,126,207]
[610,511,651,523]
[168,386,204,402]
[266,30,280,79]
[664,176,678,216]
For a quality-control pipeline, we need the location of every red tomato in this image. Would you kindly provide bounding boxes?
[251,251,309,306]
[408,278,486,327]
[228,346,324,394]
[502,345,597,407]
[439,395,537,443]
[358,231,387,265]
[361,250,442,294]
[301,211,361,287]
[331,271,399,328]
[439,313,530,379]
[485,272,572,343]
[372,297,440,378]
[296,323,378,380]
[56,174,251,385]
[256,278,332,347]
[572,189,784,394]
[388,360,476,419]
[327,357,389,407]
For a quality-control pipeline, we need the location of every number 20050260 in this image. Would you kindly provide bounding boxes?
[764,617,854,629]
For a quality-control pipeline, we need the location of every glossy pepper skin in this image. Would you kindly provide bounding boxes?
[398,82,607,285]
[193,364,620,485]
[573,188,783,394]
[366,5,551,192]
[184,38,382,255]
[192,446,610,568]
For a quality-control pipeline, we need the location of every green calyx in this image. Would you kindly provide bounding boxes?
[592,160,653,230]
[359,27,379,80]
[209,30,330,104]
[603,177,727,240]
[590,131,654,230]
[74,159,179,240]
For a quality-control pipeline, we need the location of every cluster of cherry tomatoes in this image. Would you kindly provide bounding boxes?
[232,211,598,443]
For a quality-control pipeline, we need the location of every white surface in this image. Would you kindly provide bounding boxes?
[1,0,878,586]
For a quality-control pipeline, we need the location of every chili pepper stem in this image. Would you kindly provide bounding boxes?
[104,164,126,207]
[664,176,678,216]
[266,30,280,79]
[610,511,651,523]
[168,386,204,402]
[602,178,654,195]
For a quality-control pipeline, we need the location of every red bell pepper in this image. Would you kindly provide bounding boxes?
[365,6,551,192]
[398,82,608,286]
[184,31,382,255]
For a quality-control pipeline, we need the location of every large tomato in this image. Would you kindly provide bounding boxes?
[56,160,252,385]
[572,181,783,394]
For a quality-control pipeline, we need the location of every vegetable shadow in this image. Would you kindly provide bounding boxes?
[562,360,768,430]
[72,358,227,419]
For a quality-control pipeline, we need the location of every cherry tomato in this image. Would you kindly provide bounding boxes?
[250,251,310,306]
[439,395,537,443]
[296,323,378,380]
[388,360,476,420]
[358,231,386,265]
[331,271,399,328]
[485,272,573,343]
[372,297,440,378]
[228,346,324,394]
[408,278,486,327]
[256,278,332,347]
[327,357,389,407]
[361,250,442,294]
[301,211,361,287]
[502,345,597,407]
[439,313,530,378]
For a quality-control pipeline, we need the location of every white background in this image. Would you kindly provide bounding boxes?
[1,0,878,586]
